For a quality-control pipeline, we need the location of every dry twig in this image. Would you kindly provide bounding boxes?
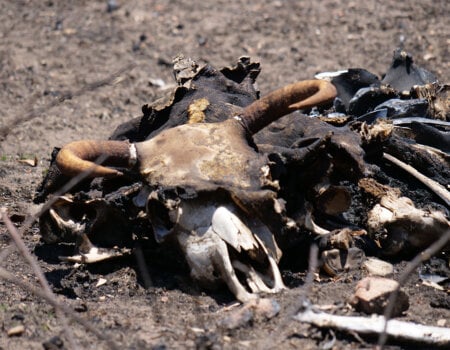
[0,207,78,349]
[0,265,119,350]
[0,156,119,349]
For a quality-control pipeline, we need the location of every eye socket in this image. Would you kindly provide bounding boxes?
[146,195,175,243]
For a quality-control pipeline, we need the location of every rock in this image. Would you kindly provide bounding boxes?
[362,257,394,277]
[219,307,253,330]
[351,277,409,316]
[7,324,25,337]
[247,298,281,319]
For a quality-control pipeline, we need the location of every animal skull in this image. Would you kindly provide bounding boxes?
[53,80,337,301]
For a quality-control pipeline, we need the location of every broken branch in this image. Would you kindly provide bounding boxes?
[0,207,78,350]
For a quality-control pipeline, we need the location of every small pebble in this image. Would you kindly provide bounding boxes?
[7,325,25,337]
[362,257,394,277]
[437,319,446,327]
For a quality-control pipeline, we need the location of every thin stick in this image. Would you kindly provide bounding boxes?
[0,266,120,350]
[0,207,79,349]
[258,244,320,350]
[383,153,450,206]
[303,244,319,299]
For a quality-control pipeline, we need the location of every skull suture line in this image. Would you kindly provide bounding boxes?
[55,80,337,302]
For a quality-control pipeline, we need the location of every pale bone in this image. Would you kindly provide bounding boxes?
[383,152,450,206]
[176,199,285,302]
[232,260,274,294]
[304,208,330,235]
[367,186,450,253]
[44,196,131,263]
[60,247,130,264]
[295,308,450,347]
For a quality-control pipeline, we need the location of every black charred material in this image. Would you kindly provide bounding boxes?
[255,113,367,179]
[382,49,437,92]
[375,98,429,119]
[348,86,398,116]
[110,57,260,142]
[384,135,450,186]
[410,122,450,153]
[329,68,380,112]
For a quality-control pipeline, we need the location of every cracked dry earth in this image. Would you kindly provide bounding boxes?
[0,1,449,349]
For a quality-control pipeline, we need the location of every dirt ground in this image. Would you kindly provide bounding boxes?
[0,1,449,349]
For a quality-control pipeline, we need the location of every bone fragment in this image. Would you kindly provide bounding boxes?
[294,308,450,347]
[304,210,330,235]
[362,257,394,277]
[212,206,259,252]
[7,325,25,337]
[60,247,130,264]
[360,177,449,255]
[383,152,450,206]
[232,260,274,294]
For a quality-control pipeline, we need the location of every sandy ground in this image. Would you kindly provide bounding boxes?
[0,1,449,349]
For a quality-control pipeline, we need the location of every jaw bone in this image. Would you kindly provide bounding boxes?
[175,199,286,303]
[45,196,131,263]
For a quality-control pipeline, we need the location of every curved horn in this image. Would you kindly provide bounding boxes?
[239,79,337,134]
[56,140,135,178]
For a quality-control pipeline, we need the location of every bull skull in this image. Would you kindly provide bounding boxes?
[54,80,337,302]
